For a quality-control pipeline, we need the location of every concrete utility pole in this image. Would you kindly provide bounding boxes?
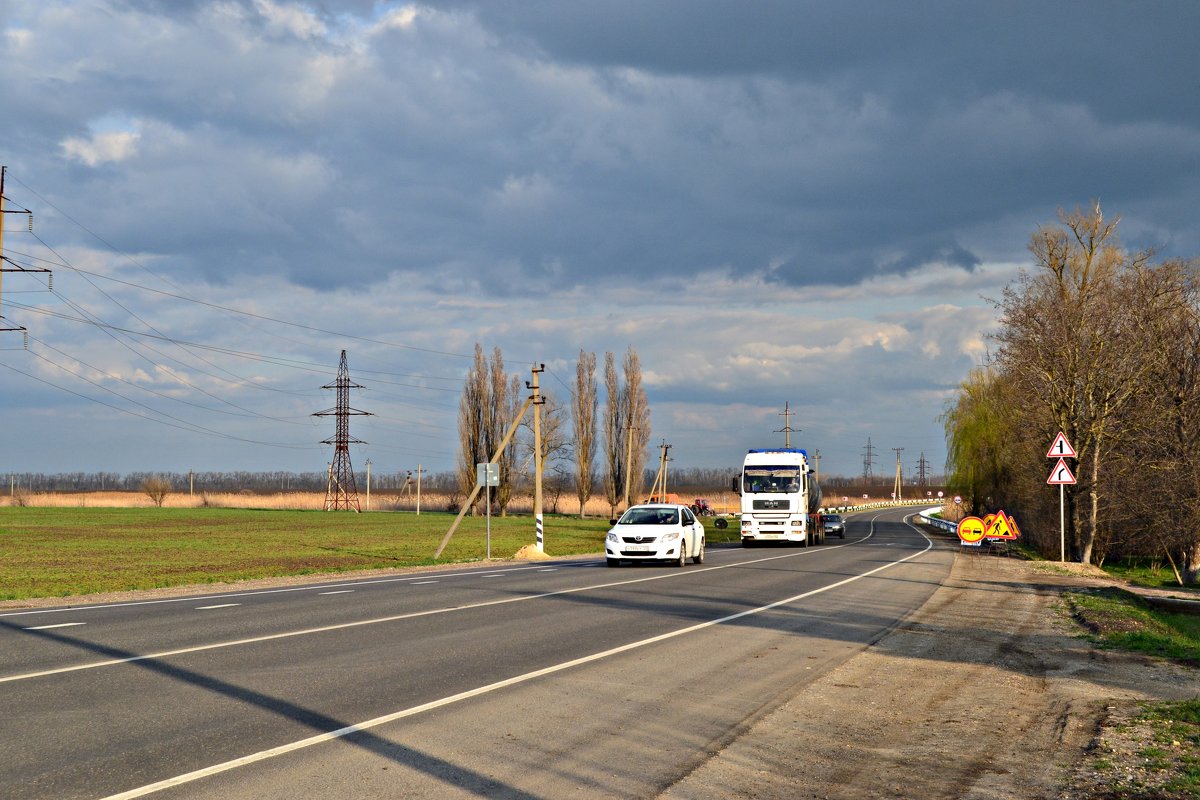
[365,458,371,511]
[647,440,673,500]
[813,449,821,484]
[415,464,425,515]
[436,396,534,559]
[530,364,546,552]
[775,401,799,448]
[892,448,905,502]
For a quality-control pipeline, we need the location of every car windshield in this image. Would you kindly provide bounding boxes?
[619,508,679,525]
[824,515,842,522]
[742,466,801,494]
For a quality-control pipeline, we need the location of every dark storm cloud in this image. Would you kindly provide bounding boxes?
[3,0,1199,297]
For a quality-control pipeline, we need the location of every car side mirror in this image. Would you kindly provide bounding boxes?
[609,519,618,526]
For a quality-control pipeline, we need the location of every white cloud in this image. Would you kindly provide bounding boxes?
[61,130,140,166]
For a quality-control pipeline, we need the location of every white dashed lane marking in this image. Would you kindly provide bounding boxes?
[195,604,241,611]
[412,581,439,586]
[23,622,86,631]
[318,590,355,596]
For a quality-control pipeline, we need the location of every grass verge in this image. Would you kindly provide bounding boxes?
[0,507,612,600]
[1065,587,1200,666]
[1063,589,1200,798]
[0,507,744,600]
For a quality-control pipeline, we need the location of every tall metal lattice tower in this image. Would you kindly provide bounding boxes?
[861,436,876,481]
[314,350,371,511]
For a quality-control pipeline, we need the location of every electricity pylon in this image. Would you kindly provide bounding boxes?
[314,350,371,511]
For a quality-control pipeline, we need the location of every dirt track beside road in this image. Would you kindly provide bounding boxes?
[660,543,1196,800]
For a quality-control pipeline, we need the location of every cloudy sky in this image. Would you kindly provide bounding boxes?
[1,0,1197,486]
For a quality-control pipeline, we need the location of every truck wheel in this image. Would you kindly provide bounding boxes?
[692,539,705,564]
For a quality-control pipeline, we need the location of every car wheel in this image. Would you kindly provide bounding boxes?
[839,531,845,539]
[675,543,687,568]
[692,538,705,564]
[606,557,620,567]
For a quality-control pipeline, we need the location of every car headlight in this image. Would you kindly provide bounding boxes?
[606,531,618,543]
[660,531,680,542]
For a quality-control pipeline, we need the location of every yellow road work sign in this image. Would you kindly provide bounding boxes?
[984,510,1021,540]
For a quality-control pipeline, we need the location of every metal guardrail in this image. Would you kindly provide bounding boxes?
[917,508,958,533]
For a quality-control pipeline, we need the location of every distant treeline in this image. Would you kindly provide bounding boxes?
[5,466,944,498]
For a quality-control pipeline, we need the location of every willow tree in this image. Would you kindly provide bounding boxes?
[942,367,1015,517]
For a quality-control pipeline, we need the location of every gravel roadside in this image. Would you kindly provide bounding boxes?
[660,544,1197,800]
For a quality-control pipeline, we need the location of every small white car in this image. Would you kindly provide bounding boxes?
[605,503,705,567]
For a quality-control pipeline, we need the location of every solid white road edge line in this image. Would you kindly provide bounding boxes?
[99,520,933,800]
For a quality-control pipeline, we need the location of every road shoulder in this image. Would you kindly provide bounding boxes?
[660,547,1196,799]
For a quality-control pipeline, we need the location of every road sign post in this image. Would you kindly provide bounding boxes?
[1046,434,1077,562]
[477,463,500,560]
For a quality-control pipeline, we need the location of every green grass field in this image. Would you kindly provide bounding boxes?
[0,507,742,600]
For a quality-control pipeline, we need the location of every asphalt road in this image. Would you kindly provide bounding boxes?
[0,507,954,799]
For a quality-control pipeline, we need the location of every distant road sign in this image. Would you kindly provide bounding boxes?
[1047,458,1077,485]
[1047,432,1077,459]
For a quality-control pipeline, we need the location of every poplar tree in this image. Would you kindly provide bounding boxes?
[572,350,598,517]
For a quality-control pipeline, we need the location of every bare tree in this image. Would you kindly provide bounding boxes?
[602,351,623,517]
[457,344,489,514]
[623,346,651,504]
[142,476,172,507]
[496,372,523,516]
[994,202,1150,563]
[572,350,598,517]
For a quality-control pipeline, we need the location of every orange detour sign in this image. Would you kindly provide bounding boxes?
[957,516,986,545]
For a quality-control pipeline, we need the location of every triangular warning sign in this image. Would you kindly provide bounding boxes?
[984,510,1020,540]
[1046,458,1077,485]
[1046,432,1077,459]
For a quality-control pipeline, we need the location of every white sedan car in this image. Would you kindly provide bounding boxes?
[605,503,705,567]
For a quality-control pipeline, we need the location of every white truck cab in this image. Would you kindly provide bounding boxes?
[736,448,824,547]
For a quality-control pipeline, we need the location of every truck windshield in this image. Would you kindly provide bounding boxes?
[743,467,802,494]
